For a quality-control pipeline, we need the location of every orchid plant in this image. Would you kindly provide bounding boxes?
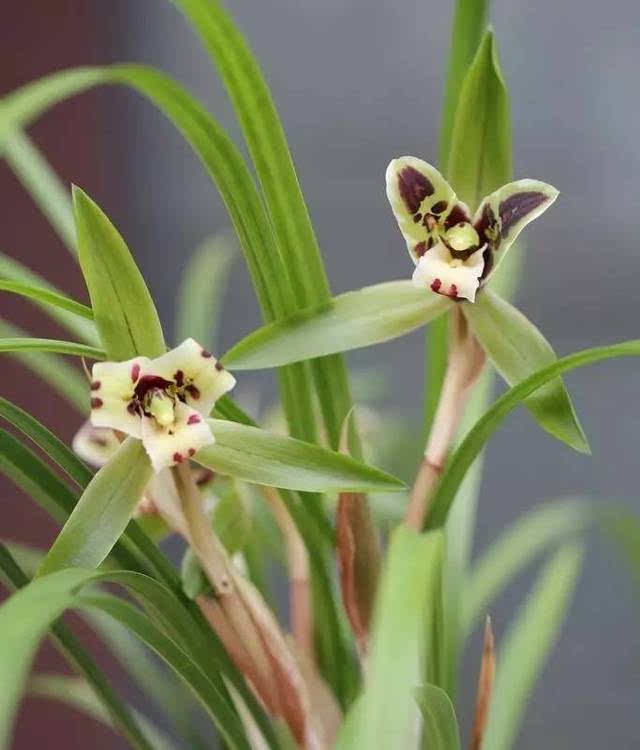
[1,1,638,750]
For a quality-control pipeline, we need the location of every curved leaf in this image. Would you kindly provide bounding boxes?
[223,282,452,370]
[73,186,165,361]
[415,684,461,750]
[0,278,93,320]
[0,336,103,359]
[196,419,405,493]
[0,320,88,412]
[482,544,583,750]
[428,340,640,528]
[37,439,152,576]
[0,253,98,344]
[464,289,589,453]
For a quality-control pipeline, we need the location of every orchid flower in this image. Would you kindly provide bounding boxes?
[88,338,235,472]
[385,156,558,302]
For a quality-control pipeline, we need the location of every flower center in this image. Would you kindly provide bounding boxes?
[146,389,176,427]
[443,222,480,257]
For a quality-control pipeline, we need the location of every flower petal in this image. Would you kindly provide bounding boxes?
[473,179,559,280]
[140,400,215,472]
[385,156,470,265]
[72,421,121,468]
[149,338,236,416]
[412,242,483,302]
[90,357,150,437]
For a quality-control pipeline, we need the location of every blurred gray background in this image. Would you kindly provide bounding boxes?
[4,0,640,747]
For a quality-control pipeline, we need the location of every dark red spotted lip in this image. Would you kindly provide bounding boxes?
[134,375,174,402]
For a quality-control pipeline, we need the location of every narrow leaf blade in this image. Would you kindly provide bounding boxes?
[414,684,461,750]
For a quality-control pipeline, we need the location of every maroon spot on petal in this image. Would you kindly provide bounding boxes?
[131,363,140,382]
[431,200,448,214]
[449,284,458,298]
[134,374,173,401]
[186,384,201,400]
[475,203,500,249]
[90,381,101,391]
[173,452,183,463]
[413,213,422,223]
[414,241,427,258]
[91,397,103,409]
[215,361,224,372]
[397,166,434,213]
[173,369,184,387]
[188,448,196,457]
[187,414,201,425]
[201,349,212,358]
[443,203,470,229]
[430,278,442,293]
[499,191,546,238]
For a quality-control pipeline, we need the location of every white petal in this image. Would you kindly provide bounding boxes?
[412,243,483,302]
[90,357,150,437]
[140,400,214,473]
[148,338,235,416]
[72,421,121,468]
[385,156,469,264]
[473,178,559,280]
[142,470,190,538]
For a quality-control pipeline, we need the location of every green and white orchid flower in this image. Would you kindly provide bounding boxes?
[88,338,235,472]
[385,156,558,302]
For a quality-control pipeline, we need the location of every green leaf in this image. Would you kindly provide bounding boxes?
[482,544,584,750]
[0,277,93,321]
[0,130,76,254]
[0,320,88,412]
[223,282,452,370]
[464,289,589,453]
[414,684,461,750]
[0,568,251,750]
[37,439,152,576]
[0,335,103,359]
[438,0,489,172]
[29,674,180,750]
[447,29,512,208]
[428,339,640,528]
[0,253,98,344]
[0,396,92,487]
[337,527,443,750]
[462,498,591,635]
[72,186,165,361]
[175,233,236,350]
[196,419,405,493]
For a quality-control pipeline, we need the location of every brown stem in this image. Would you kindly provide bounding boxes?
[405,307,486,530]
[261,486,313,661]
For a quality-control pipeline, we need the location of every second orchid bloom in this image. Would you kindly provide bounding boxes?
[385,156,558,302]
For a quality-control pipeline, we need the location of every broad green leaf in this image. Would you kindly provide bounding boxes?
[464,289,589,453]
[175,233,236,350]
[414,684,461,750]
[0,396,92,487]
[447,30,512,208]
[223,282,452,370]
[0,253,98,344]
[73,186,165,361]
[462,497,591,635]
[428,339,640,528]
[0,335,103,359]
[0,320,88,412]
[438,0,489,173]
[0,568,251,750]
[0,130,76,253]
[337,527,443,750]
[0,278,93,321]
[37,439,152,576]
[29,674,179,750]
[196,419,405,493]
[212,484,251,555]
[482,544,583,750]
